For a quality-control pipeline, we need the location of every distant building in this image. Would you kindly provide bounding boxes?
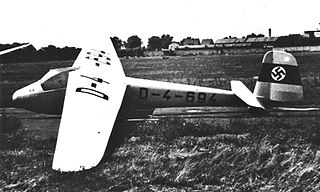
[214,37,278,48]
[304,30,320,38]
[168,42,179,51]
[180,37,200,46]
[162,28,320,56]
[201,39,214,45]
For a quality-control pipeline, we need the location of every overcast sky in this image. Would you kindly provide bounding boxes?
[1,0,319,48]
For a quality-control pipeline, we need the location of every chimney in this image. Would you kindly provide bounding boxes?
[268,28,272,37]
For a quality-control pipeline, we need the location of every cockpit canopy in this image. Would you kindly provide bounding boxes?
[40,67,79,91]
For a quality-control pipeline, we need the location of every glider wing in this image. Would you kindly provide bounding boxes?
[52,38,126,172]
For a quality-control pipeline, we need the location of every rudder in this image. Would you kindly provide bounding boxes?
[254,50,303,102]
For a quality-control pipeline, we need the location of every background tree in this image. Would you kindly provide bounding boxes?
[111,36,123,51]
[224,36,237,39]
[148,36,162,51]
[125,35,142,49]
[0,43,80,63]
[246,33,265,38]
[180,37,200,45]
[161,34,173,49]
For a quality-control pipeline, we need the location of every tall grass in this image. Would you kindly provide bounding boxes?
[1,114,320,191]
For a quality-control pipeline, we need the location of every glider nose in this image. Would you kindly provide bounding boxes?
[12,86,31,105]
[12,81,43,104]
[12,88,23,102]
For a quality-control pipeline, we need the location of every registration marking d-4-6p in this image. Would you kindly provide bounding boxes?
[139,87,216,104]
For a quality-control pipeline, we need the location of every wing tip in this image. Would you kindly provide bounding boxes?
[52,161,99,172]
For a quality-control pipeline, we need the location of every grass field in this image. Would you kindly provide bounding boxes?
[1,53,320,191]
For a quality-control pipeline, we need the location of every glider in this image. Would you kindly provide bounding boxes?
[12,37,306,172]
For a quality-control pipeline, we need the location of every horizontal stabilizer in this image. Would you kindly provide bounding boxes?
[231,80,265,110]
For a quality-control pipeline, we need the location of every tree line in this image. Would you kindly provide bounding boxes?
[0,34,174,63]
[111,34,173,57]
[0,43,81,63]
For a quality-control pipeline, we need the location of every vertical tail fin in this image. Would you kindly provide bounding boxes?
[254,50,303,102]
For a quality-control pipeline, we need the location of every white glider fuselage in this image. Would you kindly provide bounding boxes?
[125,77,243,109]
[12,71,245,116]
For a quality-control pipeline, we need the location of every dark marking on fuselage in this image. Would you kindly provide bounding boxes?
[80,75,109,84]
[186,92,195,103]
[87,50,111,61]
[186,92,216,103]
[138,87,217,105]
[76,87,109,100]
[89,49,107,55]
[209,94,216,103]
[258,63,302,85]
[85,56,111,65]
[139,88,148,99]
[198,92,206,103]
[163,90,171,101]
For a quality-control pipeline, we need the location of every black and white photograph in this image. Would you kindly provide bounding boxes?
[1,0,320,191]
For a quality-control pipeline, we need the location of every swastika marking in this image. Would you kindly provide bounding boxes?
[271,66,286,81]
